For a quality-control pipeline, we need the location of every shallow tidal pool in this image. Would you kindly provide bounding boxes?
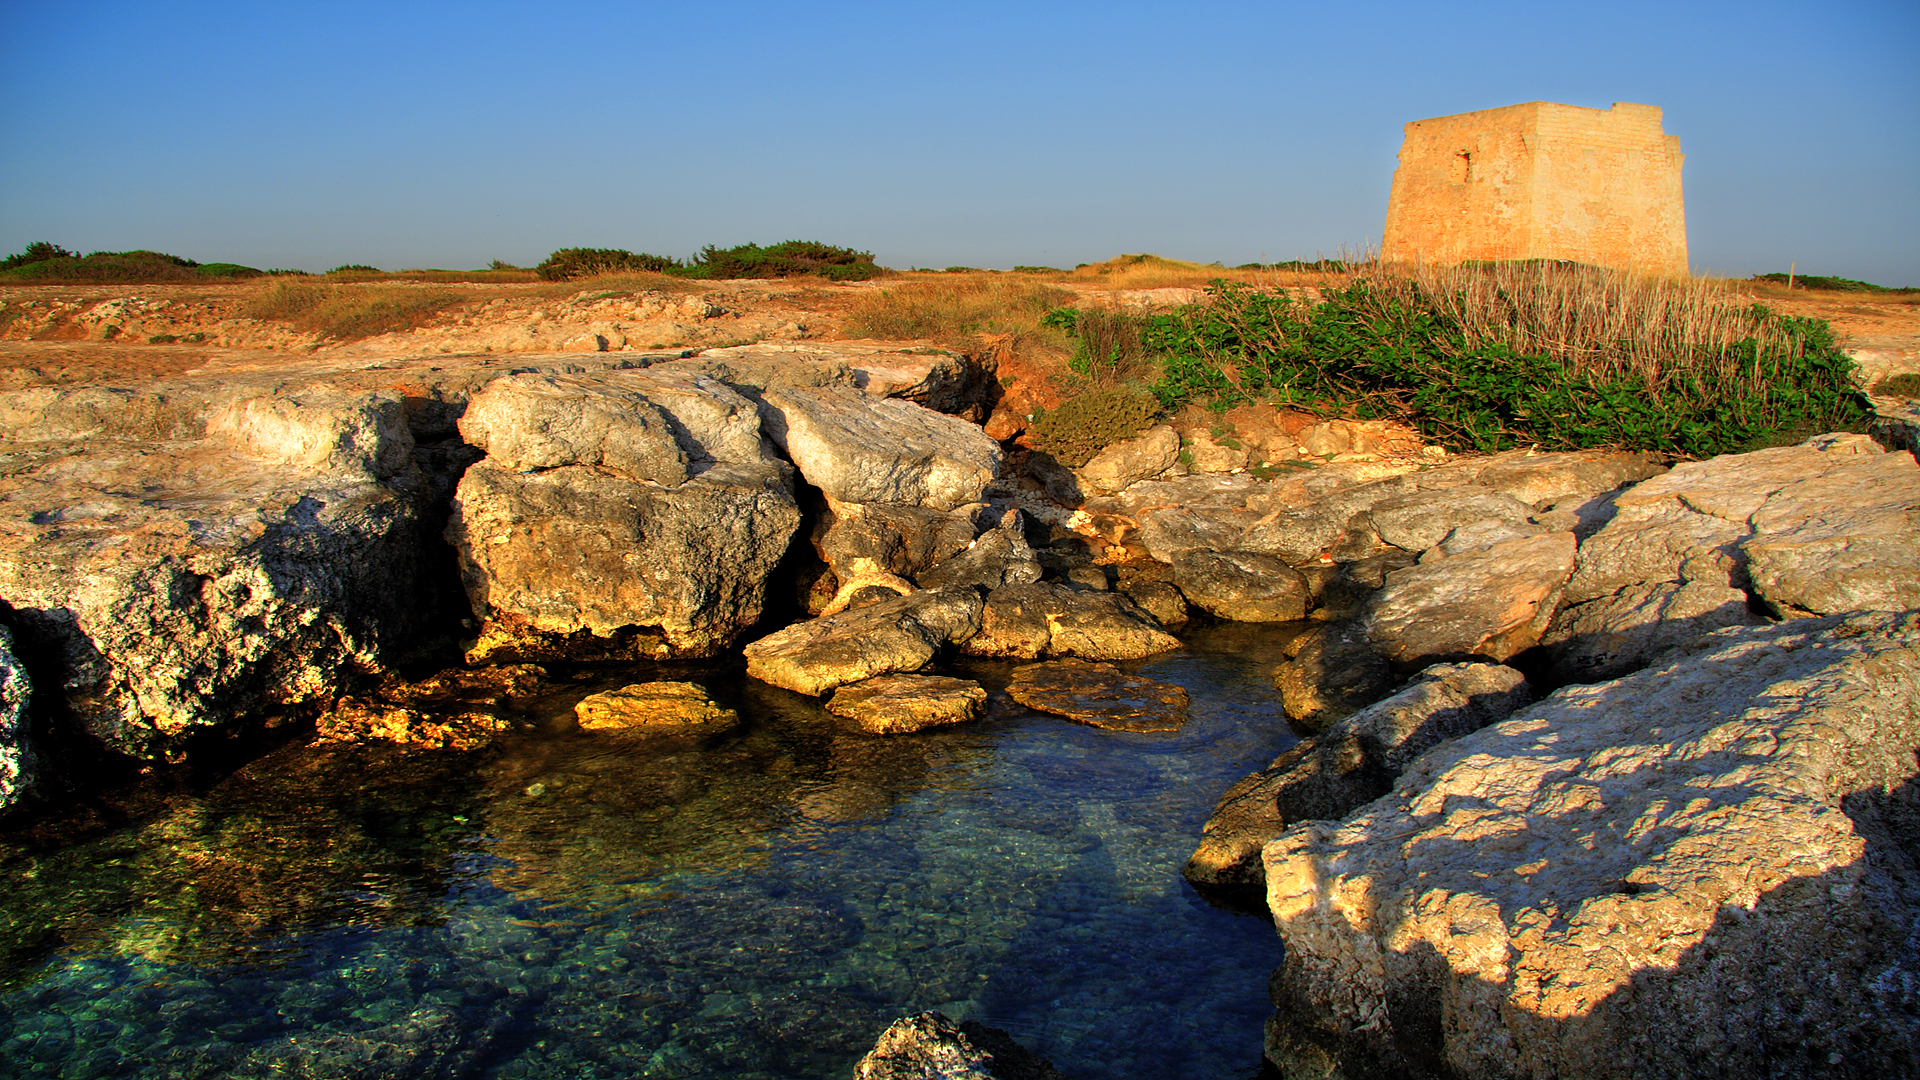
[0,624,1302,1079]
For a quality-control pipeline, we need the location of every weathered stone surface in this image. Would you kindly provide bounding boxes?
[1184,428,1250,473]
[1273,621,1397,728]
[815,501,983,581]
[1299,550,1419,622]
[1121,579,1189,630]
[1139,504,1351,565]
[826,674,987,734]
[687,342,992,416]
[1262,611,1920,1079]
[1565,434,1918,615]
[1188,663,1530,887]
[1172,549,1311,622]
[1076,424,1179,495]
[757,386,1002,511]
[855,1011,1065,1080]
[457,372,690,483]
[0,624,32,810]
[962,582,1181,661]
[916,509,1043,591]
[1468,447,1666,507]
[1368,490,1536,552]
[450,459,800,658]
[743,587,985,696]
[1005,659,1190,732]
[574,681,739,732]
[1542,579,1766,683]
[1364,531,1576,666]
[0,394,434,760]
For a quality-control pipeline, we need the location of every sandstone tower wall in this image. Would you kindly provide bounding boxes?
[1381,101,1688,276]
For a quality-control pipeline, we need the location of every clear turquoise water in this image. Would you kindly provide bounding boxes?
[0,624,1299,1079]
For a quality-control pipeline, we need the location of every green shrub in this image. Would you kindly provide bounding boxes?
[0,244,260,282]
[535,248,681,281]
[1041,307,1160,384]
[1875,373,1920,399]
[0,241,73,270]
[1012,265,1062,274]
[1753,272,1917,293]
[676,240,878,281]
[1027,384,1161,466]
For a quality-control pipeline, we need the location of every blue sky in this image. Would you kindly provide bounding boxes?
[2,1,1915,283]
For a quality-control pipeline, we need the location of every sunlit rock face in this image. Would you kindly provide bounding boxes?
[1261,611,1920,1079]
[448,372,801,660]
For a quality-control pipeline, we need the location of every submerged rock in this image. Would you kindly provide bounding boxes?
[1262,611,1920,1079]
[826,674,987,734]
[1005,659,1190,732]
[743,587,985,696]
[1271,621,1396,729]
[317,663,547,750]
[855,1010,1065,1080]
[1188,662,1530,888]
[0,624,32,810]
[963,582,1181,661]
[574,681,739,733]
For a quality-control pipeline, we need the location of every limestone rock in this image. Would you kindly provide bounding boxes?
[1468,447,1666,506]
[687,342,992,416]
[1272,621,1396,728]
[574,681,739,732]
[743,587,985,696]
[855,1011,1065,1080]
[449,459,800,658]
[1565,434,1918,614]
[1542,579,1767,683]
[0,624,32,810]
[1187,662,1530,887]
[827,674,988,734]
[1184,429,1250,473]
[1076,424,1179,495]
[1139,504,1352,566]
[815,501,984,581]
[1261,611,1920,1080]
[757,386,1002,511]
[457,372,689,483]
[916,509,1043,591]
[1368,490,1536,553]
[962,582,1181,661]
[1363,531,1576,667]
[1006,659,1191,732]
[1172,549,1311,622]
[1121,579,1189,630]
[206,389,417,480]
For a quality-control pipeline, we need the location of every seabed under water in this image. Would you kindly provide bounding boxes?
[0,624,1301,1079]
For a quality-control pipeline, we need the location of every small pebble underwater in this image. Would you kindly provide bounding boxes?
[0,625,1300,1079]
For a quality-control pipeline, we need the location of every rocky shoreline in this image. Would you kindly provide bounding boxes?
[1,336,1917,1076]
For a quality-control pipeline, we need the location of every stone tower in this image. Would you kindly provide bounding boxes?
[1381,101,1688,276]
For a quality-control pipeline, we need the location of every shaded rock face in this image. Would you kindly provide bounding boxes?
[1272,621,1396,729]
[1187,663,1530,888]
[916,509,1044,592]
[1364,531,1577,667]
[814,501,984,582]
[573,681,739,733]
[1076,424,1180,495]
[855,1011,1065,1080]
[1121,579,1190,630]
[1005,659,1190,732]
[963,582,1181,661]
[0,389,436,761]
[448,372,802,659]
[743,587,985,696]
[0,624,32,809]
[826,674,987,734]
[1261,612,1920,1080]
[757,386,1002,511]
[1566,434,1920,617]
[1172,549,1311,622]
[1542,578,1767,683]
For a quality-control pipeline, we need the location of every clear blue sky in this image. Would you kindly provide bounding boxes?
[3,1,1915,283]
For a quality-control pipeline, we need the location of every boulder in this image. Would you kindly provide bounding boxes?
[815,501,984,581]
[1272,621,1397,728]
[1005,659,1191,732]
[743,587,984,696]
[1468,447,1666,506]
[1121,579,1189,630]
[1363,531,1576,667]
[449,459,800,658]
[855,1011,1065,1080]
[1139,504,1354,566]
[916,509,1043,591]
[574,681,739,733]
[1541,579,1767,683]
[1187,662,1530,887]
[826,674,988,734]
[1172,549,1311,622]
[1565,434,1919,616]
[456,372,690,483]
[1261,611,1920,1080]
[0,624,32,810]
[1184,428,1250,473]
[962,582,1181,661]
[757,386,1002,511]
[1076,424,1180,495]
[1367,490,1536,553]
[687,342,992,416]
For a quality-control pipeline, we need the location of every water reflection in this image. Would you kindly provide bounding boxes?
[0,624,1299,1079]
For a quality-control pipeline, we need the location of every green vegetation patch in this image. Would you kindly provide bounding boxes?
[0,242,261,282]
[1754,272,1919,293]
[1027,384,1160,467]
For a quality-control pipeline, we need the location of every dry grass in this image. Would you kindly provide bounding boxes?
[533,270,711,300]
[242,280,469,341]
[1363,259,1807,396]
[1066,253,1357,291]
[841,274,1073,343]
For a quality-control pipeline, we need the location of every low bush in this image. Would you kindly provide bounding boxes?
[1753,272,1918,293]
[0,243,263,282]
[1026,384,1161,466]
[1040,307,1160,385]
[678,240,880,281]
[1875,373,1920,399]
[536,248,681,281]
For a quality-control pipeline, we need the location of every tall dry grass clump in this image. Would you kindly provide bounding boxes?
[243,280,465,341]
[842,275,1074,342]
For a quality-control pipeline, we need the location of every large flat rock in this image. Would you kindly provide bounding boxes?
[1363,531,1577,667]
[757,386,1002,511]
[743,587,984,696]
[1262,611,1920,1079]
